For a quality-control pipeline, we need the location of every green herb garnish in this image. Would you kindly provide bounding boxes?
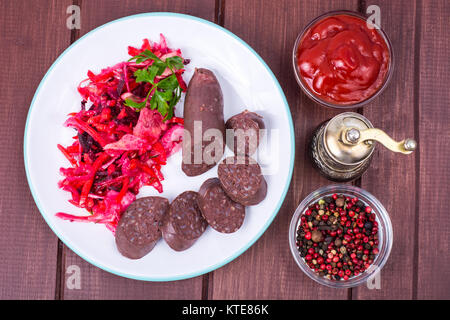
[124,50,184,119]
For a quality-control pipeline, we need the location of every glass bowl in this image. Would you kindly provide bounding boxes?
[292,10,394,109]
[288,185,393,288]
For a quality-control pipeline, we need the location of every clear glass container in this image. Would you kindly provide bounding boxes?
[289,185,393,288]
[292,10,395,109]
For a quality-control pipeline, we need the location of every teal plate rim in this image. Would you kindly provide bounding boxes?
[23,12,295,282]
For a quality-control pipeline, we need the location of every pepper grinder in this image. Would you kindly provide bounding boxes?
[310,112,417,182]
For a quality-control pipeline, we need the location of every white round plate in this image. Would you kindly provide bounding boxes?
[24,13,295,281]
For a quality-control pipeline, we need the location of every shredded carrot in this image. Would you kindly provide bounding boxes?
[57,144,77,166]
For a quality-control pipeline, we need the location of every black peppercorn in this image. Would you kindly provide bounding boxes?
[296,194,380,282]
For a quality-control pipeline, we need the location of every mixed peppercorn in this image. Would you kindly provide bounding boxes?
[296,193,379,281]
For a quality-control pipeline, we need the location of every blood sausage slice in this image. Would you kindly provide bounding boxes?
[162,191,208,251]
[115,196,169,259]
[217,156,267,206]
[225,110,265,156]
[198,178,245,233]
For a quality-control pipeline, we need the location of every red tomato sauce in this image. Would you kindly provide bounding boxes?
[297,14,390,105]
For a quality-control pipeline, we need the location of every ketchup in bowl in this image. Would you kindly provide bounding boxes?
[293,12,393,107]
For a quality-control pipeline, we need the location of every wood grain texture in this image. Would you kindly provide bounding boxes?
[61,0,215,300]
[354,0,418,299]
[63,251,204,299]
[210,0,358,299]
[416,0,450,299]
[1,0,448,300]
[0,0,72,299]
[76,0,216,36]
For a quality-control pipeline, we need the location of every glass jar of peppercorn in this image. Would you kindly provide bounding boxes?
[289,185,393,288]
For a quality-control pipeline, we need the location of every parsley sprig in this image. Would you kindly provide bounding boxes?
[124,50,185,119]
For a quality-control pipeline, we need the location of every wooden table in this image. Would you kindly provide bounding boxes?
[1,0,448,300]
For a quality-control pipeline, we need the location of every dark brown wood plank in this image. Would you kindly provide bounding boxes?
[61,0,215,300]
[76,0,216,35]
[416,0,450,299]
[210,0,358,299]
[63,253,204,299]
[0,0,72,299]
[354,0,418,299]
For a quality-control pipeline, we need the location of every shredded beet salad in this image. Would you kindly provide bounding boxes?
[56,35,187,233]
